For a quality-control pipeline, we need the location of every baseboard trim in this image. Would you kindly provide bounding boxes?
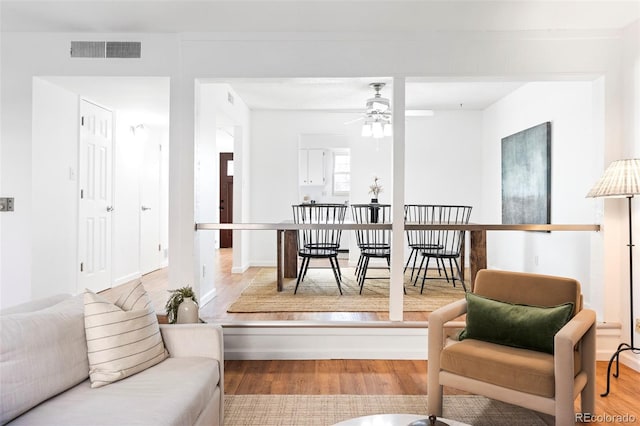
[231,264,250,274]
[200,288,217,307]
[113,272,141,287]
[620,351,640,372]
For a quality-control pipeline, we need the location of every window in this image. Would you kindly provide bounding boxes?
[333,151,350,195]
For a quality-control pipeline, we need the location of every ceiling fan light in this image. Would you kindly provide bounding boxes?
[361,123,373,137]
[383,122,393,136]
[372,121,384,138]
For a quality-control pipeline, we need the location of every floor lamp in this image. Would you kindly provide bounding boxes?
[586,158,640,397]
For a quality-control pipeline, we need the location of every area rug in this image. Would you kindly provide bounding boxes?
[224,394,554,426]
[227,267,466,313]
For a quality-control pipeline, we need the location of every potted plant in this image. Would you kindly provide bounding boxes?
[165,286,199,324]
[368,176,383,203]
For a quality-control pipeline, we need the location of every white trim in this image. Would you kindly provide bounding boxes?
[200,288,217,307]
[620,352,640,373]
[231,264,250,273]
[113,272,142,287]
[223,325,427,360]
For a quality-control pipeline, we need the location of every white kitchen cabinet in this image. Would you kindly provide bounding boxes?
[298,148,325,185]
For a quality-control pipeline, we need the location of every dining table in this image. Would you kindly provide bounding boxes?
[196,222,600,292]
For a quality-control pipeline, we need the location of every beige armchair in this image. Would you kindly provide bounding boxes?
[427,270,596,426]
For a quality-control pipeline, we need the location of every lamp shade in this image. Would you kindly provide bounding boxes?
[586,158,640,198]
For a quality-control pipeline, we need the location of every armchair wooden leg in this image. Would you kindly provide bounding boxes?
[426,383,443,417]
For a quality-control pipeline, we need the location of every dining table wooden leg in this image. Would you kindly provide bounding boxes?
[277,229,284,292]
[470,229,487,292]
[284,230,298,279]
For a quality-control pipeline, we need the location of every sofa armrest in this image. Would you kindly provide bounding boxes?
[160,324,224,362]
[427,298,468,417]
[555,308,596,351]
[429,299,468,333]
[554,309,596,408]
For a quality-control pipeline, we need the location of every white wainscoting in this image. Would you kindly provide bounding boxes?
[223,322,428,360]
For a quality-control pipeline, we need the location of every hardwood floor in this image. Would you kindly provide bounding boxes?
[137,249,639,424]
[225,359,640,425]
[143,248,433,322]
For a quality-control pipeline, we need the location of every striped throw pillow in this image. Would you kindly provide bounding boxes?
[83,282,168,388]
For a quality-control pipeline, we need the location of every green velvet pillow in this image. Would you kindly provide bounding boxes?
[458,292,574,354]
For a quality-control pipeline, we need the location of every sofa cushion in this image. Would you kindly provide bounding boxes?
[458,292,574,354]
[5,357,220,426]
[441,339,556,398]
[0,295,89,425]
[84,282,168,388]
[0,294,72,315]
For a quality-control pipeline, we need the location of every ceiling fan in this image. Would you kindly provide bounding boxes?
[345,82,433,138]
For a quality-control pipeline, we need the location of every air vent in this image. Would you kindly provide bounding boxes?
[71,41,141,58]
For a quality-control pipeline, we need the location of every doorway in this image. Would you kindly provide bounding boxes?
[219,152,234,248]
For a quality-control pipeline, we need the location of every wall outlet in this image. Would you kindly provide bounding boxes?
[636,318,640,333]
[0,197,14,212]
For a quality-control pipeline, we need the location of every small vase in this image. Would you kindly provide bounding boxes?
[177,297,199,324]
[369,204,380,223]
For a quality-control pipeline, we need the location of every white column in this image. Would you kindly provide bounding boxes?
[168,77,197,294]
[389,77,406,322]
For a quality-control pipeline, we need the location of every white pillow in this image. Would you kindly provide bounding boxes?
[0,295,88,424]
[84,282,168,388]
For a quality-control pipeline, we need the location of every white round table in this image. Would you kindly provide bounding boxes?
[332,414,471,426]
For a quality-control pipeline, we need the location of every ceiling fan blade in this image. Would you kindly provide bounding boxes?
[343,116,364,125]
[406,110,434,117]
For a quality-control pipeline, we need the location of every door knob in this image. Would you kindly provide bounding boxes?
[106,206,114,212]
[141,206,151,211]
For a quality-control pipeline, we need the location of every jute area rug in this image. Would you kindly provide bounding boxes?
[227,268,467,313]
[224,394,554,426]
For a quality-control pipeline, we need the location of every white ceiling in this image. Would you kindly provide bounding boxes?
[19,1,638,121]
[215,78,527,111]
[2,1,639,33]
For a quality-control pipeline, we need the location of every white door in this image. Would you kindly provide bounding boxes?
[78,100,113,293]
[140,136,162,274]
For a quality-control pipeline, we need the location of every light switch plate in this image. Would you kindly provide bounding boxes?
[0,197,14,211]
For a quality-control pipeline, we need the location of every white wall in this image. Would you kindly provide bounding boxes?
[31,78,79,300]
[622,20,640,361]
[481,81,603,313]
[405,111,483,207]
[248,110,392,266]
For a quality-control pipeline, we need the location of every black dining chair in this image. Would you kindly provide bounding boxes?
[292,203,347,294]
[415,205,472,293]
[404,204,446,281]
[351,203,392,294]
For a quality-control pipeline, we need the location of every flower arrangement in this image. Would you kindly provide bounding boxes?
[165,286,198,324]
[368,176,383,199]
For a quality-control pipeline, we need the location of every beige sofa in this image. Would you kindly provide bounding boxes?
[0,293,224,426]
